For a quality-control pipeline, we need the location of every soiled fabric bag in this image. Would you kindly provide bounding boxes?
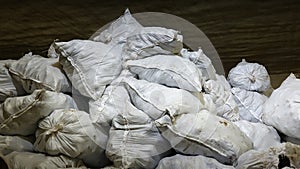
[236,142,300,169]
[9,52,71,93]
[126,55,203,92]
[0,60,19,102]
[204,79,239,121]
[231,87,267,122]
[216,74,231,91]
[47,41,59,58]
[262,73,300,140]
[0,135,33,155]
[122,77,204,120]
[156,154,234,169]
[180,48,216,80]
[155,110,252,164]
[234,120,280,151]
[0,90,77,136]
[54,40,122,100]
[123,27,183,60]
[91,9,143,46]
[106,101,171,169]
[1,151,87,169]
[227,59,271,92]
[34,109,109,168]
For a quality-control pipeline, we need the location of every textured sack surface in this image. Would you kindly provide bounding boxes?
[236,142,300,169]
[228,59,271,92]
[123,27,183,60]
[126,55,203,92]
[180,48,216,80]
[0,60,18,102]
[156,154,234,169]
[122,77,204,120]
[91,9,143,46]
[204,79,239,121]
[2,151,87,169]
[0,90,76,136]
[155,110,253,164]
[34,109,109,168]
[9,52,71,93]
[0,135,33,155]
[54,40,122,100]
[262,73,300,139]
[106,100,171,169]
[234,120,280,151]
[232,87,267,122]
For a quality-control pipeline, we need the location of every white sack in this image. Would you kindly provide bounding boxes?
[0,60,18,102]
[204,79,239,121]
[0,135,33,155]
[234,120,280,151]
[54,40,122,100]
[156,154,234,169]
[34,109,109,168]
[155,110,253,164]
[262,73,300,139]
[126,55,204,92]
[232,87,267,122]
[236,142,300,169]
[1,151,87,169]
[47,41,59,58]
[123,27,183,60]
[0,90,76,136]
[9,52,71,93]
[180,48,216,80]
[228,59,271,92]
[122,77,205,120]
[216,74,231,91]
[92,9,143,46]
[106,100,171,169]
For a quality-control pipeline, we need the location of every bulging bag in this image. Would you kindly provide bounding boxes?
[262,73,300,140]
[0,90,77,136]
[126,55,204,92]
[1,151,87,169]
[227,59,271,92]
[34,109,109,168]
[9,52,71,93]
[155,110,253,164]
[0,60,18,102]
[0,135,33,155]
[54,40,122,100]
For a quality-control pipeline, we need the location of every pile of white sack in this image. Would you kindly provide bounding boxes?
[0,9,299,169]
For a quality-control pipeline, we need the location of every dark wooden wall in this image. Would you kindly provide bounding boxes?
[0,0,299,76]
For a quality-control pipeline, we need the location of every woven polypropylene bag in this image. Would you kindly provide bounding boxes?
[0,135,33,155]
[34,109,109,168]
[0,90,77,136]
[9,52,71,93]
[0,60,19,102]
[54,40,122,100]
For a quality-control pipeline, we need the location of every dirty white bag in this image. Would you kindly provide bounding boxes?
[126,55,204,92]
[91,9,143,46]
[227,59,271,92]
[155,110,253,164]
[204,79,239,121]
[1,151,87,169]
[123,27,183,60]
[234,120,280,151]
[216,74,231,91]
[0,60,18,102]
[0,135,33,155]
[54,40,122,100]
[122,77,205,120]
[34,109,109,168]
[106,101,171,169]
[9,52,71,93]
[156,154,235,169]
[47,41,59,58]
[262,73,300,140]
[180,48,216,80]
[231,87,267,122]
[0,89,77,135]
[236,142,300,169]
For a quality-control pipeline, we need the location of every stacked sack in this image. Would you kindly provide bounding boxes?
[0,9,299,169]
